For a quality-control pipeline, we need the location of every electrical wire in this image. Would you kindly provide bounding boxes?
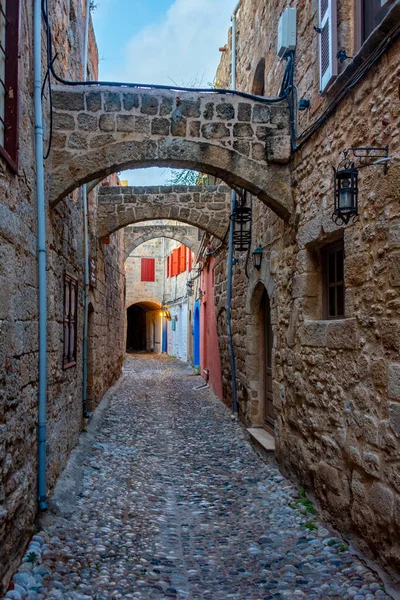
[41,0,292,105]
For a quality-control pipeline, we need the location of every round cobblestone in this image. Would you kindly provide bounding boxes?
[5,355,393,600]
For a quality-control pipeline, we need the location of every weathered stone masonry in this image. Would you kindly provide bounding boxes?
[49,87,292,219]
[214,0,400,582]
[98,185,231,239]
[124,223,199,260]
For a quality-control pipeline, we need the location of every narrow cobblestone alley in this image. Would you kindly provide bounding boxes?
[8,355,391,600]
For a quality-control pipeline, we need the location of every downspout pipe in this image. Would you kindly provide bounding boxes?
[34,0,48,510]
[226,0,241,418]
[82,0,91,418]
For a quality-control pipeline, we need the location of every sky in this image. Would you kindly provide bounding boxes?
[91,0,237,186]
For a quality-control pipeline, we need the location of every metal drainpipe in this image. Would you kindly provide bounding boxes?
[82,0,90,418]
[34,0,48,510]
[226,0,241,418]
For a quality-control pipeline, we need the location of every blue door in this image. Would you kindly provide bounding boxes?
[162,318,168,353]
[193,301,200,367]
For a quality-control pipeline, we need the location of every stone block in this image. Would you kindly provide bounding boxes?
[117,115,135,132]
[151,118,170,136]
[99,114,115,132]
[68,132,88,150]
[86,91,102,112]
[104,91,121,112]
[77,113,97,131]
[53,90,84,111]
[134,116,150,135]
[90,134,115,148]
[160,96,173,116]
[123,93,139,111]
[233,140,250,155]
[389,402,400,437]
[189,121,201,138]
[233,123,254,139]
[53,113,75,130]
[389,252,400,286]
[140,94,159,115]
[0,276,12,319]
[180,99,201,118]
[253,104,270,123]
[252,143,265,161]
[315,461,340,491]
[381,319,400,352]
[256,124,276,140]
[203,102,214,120]
[265,134,291,163]
[389,222,400,248]
[238,103,251,122]
[326,319,357,349]
[388,364,400,400]
[369,482,394,521]
[216,103,235,120]
[300,320,327,347]
[171,118,187,137]
[291,273,319,298]
[201,122,229,139]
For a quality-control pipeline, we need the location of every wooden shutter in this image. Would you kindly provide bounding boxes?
[188,250,193,272]
[180,245,186,273]
[319,0,337,93]
[172,249,179,276]
[141,258,155,282]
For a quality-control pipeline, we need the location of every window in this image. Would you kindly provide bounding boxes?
[141,258,155,282]
[0,1,20,170]
[64,273,78,369]
[180,245,186,272]
[360,0,394,43]
[318,0,338,93]
[322,240,345,319]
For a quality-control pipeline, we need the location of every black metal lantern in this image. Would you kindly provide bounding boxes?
[186,280,193,296]
[252,245,263,270]
[232,190,252,251]
[333,166,358,225]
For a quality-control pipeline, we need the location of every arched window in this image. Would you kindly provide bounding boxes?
[252,58,265,96]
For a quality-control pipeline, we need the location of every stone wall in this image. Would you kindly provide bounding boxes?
[215,0,400,580]
[125,238,165,310]
[0,2,125,592]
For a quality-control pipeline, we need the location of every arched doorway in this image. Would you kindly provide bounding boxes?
[260,288,274,431]
[193,301,200,367]
[126,304,147,351]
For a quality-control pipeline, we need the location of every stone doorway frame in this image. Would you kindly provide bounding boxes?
[245,263,277,429]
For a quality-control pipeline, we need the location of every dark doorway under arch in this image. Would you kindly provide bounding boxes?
[126,305,147,352]
[252,58,265,96]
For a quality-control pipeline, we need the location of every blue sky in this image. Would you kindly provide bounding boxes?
[92,0,237,185]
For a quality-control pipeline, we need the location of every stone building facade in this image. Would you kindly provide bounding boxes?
[0,1,125,591]
[213,0,400,581]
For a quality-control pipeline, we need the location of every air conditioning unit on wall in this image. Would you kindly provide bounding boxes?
[277,7,297,58]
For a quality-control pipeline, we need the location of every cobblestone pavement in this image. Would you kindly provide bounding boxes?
[6,355,392,600]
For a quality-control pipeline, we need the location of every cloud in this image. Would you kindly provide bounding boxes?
[103,0,237,87]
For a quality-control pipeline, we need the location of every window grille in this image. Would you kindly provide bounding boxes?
[322,240,345,319]
[64,273,78,369]
[0,0,19,170]
[0,1,6,147]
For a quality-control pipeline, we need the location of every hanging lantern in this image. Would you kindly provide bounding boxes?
[232,190,252,251]
[163,309,172,320]
[186,280,193,296]
[333,166,358,225]
[252,245,263,270]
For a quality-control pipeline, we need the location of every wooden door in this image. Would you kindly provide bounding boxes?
[262,290,274,430]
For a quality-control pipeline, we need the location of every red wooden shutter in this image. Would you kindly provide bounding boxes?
[172,249,179,276]
[166,256,170,278]
[188,250,193,272]
[180,245,186,273]
[141,258,155,282]
[319,0,337,93]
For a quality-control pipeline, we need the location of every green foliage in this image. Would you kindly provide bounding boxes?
[337,543,348,553]
[26,551,38,564]
[82,427,88,433]
[289,488,316,515]
[302,522,318,532]
[167,170,202,186]
[327,539,336,546]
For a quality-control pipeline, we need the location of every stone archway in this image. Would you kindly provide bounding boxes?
[98,185,231,239]
[50,87,292,219]
[124,224,200,260]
